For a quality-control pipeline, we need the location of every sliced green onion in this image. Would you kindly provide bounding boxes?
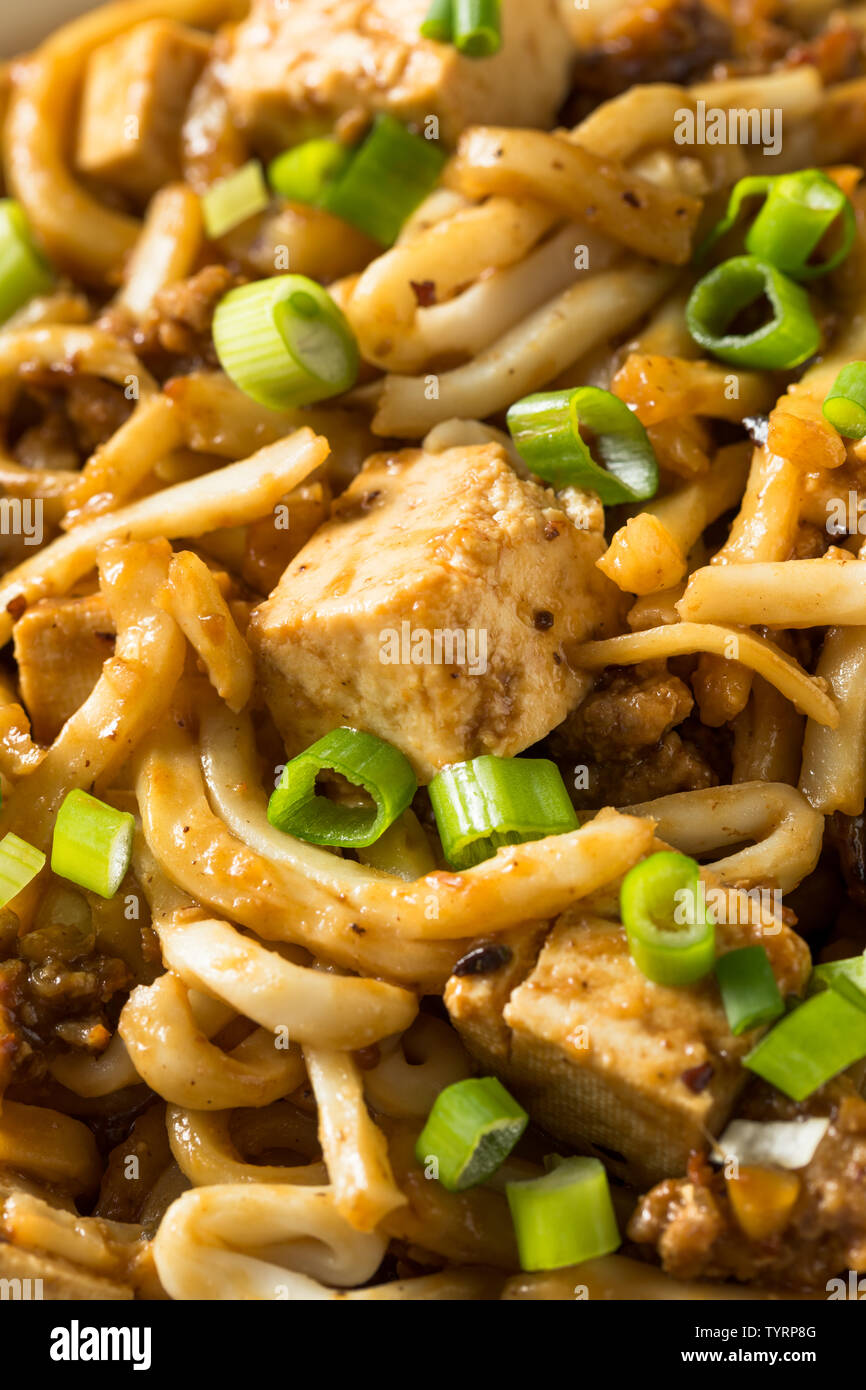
[428,756,578,870]
[267,139,353,207]
[267,728,417,848]
[420,0,454,41]
[0,200,53,324]
[699,170,855,281]
[743,989,866,1101]
[200,160,269,240]
[620,851,715,987]
[822,362,866,439]
[686,255,820,368]
[811,951,866,1009]
[506,387,659,503]
[321,114,446,246]
[415,1076,527,1191]
[697,175,771,261]
[51,789,134,899]
[0,832,45,907]
[453,0,502,55]
[506,1157,620,1271]
[213,274,359,410]
[715,945,784,1035]
[747,171,855,280]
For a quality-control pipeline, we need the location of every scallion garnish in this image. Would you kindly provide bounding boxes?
[0,199,53,324]
[699,170,855,281]
[506,1156,620,1271]
[267,728,417,848]
[822,362,866,439]
[715,945,784,1035]
[212,274,359,410]
[320,114,446,246]
[506,386,659,503]
[200,160,269,240]
[811,951,866,1009]
[428,756,578,870]
[420,0,502,54]
[51,789,134,899]
[267,139,353,207]
[415,1076,527,1191]
[0,832,45,907]
[453,0,502,55]
[619,851,715,987]
[743,989,866,1100]
[686,255,820,368]
[420,0,454,41]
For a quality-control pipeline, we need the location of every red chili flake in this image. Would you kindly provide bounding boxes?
[453,943,513,977]
[410,279,437,307]
[687,1149,714,1185]
[681,1062,714,1093]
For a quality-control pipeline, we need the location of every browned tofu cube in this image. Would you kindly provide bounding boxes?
[446,909,811,1188]
[248,443,620,780]
[221,0,575,149]
[75,20,209,201]
[14,594,114,743]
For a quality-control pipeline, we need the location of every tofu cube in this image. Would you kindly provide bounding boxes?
[446,909,811,1188]
[221,0,575,149]
[14,594,114,744]
[248,443,620,781]
[75,20,209,201]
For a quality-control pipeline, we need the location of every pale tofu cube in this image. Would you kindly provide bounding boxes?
[446,910,811,1188]
[75,20,209,200]
[248,443,620,781]
[220,0,575,149]
[14,594,114,744]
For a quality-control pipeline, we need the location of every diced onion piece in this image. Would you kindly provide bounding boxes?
[267,727,417,849]
[415,1076,528,1191]
[715,1117,830,1171]
[506,1156,620,1272]
[51,789,134,899]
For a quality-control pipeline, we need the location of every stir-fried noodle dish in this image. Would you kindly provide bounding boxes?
[8,0,866,1302]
